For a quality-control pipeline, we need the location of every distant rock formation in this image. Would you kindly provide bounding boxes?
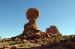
[46,25,60,35]
[46,25,63,41]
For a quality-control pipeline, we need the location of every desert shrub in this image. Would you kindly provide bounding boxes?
[0,42,9,46]
[9,40,22,45]
[51,37,60,44]
[23,42,39,48]
[9,41,18,45]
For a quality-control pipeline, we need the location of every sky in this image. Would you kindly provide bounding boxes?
[0,0,75,39]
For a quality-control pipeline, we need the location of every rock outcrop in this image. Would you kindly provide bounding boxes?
[46,25,60,34]
[46,25,63,41]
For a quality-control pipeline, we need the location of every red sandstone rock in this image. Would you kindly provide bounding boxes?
[49,25,60,34]
[26,8,39,20]
[29,20,38,30]
[46,28,50,33]
[23,8,39,35]
[24,23,31,31]
[24,22,38,32]
[46,25,60,35]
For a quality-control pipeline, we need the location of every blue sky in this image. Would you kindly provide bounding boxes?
[0,0,75,39]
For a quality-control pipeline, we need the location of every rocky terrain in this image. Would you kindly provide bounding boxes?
[0,8,75,49]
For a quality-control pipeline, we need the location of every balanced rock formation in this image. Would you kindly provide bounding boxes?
[23,8,39,35]
[11,8,62,41]
[21,8,62,40]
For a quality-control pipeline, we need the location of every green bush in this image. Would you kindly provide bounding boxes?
[9,40,22,45]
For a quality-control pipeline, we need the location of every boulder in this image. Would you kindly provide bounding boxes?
[26,8,39,20]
